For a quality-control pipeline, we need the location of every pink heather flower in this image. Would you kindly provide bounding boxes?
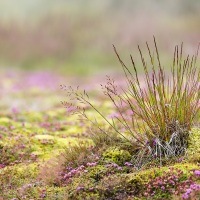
[144,192,148,196]
[182,193,189,199]
[86,162,97,167]
[106,163,117,168]
[151,191,155,196]
[185,188,192,194]
[153,139,157,146]
[161,186,165,191]
[193,170,200,176]
[76,186,84,191]
[158,181,163,185]
[66,167,73,171]
[112,163,119,167]
[169,180,175,185]
[0,164,5,168]
[190,183,200,191]
[79,165,85,170]
[124,162,133,166]
[40,193,46,198]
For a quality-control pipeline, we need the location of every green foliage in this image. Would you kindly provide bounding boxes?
[102,147,131,165]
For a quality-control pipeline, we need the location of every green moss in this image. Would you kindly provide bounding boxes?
[102,147,131,165]
[86,165,107,180]
[14,126,46,136]
[66,126,84,135]
[0,117,11,126]
[31,135,55,150]
[29,135,58,159]
[45,187,68,199]
[25,112,43,122]
[188,128,200,156]
[34,134,55,140]
[30,136,91,160]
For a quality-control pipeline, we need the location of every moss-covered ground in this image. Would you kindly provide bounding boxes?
[0,71,199,200]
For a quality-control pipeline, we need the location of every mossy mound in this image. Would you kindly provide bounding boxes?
[102,147,132,166]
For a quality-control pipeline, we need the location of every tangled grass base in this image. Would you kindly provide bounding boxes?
[133,121,189,169]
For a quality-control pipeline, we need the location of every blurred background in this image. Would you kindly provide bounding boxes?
[0,0,200,76]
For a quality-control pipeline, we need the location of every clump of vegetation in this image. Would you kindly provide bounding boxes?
[61,38,200,169]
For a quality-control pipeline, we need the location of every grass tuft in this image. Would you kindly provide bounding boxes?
[62,38,200,168]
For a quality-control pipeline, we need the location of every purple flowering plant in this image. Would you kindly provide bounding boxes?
[144,167,200,199]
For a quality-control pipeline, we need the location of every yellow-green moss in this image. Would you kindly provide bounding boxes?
[0,117,11,126]
[86,165,107,180]
[188,128,200,156]
[102,147,131,165]
[25,112,43,122]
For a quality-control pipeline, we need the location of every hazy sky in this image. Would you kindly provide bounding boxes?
[0,0,200,22]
